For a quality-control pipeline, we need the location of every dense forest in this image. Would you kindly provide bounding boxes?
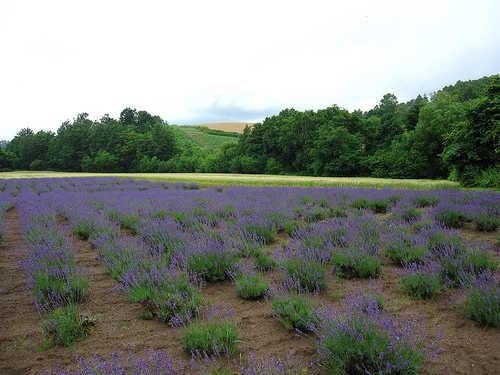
[1,75,499,188]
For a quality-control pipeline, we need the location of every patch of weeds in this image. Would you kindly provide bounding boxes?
[271,293,318,331]
[137,310,154,320]
[41,304,96,347]
[254,250,278,271]
[330,291,343,300]
[179,305,239,356]
[332,251,382,279]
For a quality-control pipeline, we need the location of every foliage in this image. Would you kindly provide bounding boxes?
[442,75,500,186]
[271,294,318,331]
[179,305,239,356]
[463,273,500,327]
[254,249,278,270]
[41,304,95,347]
[234,271,270,300]
[399,263,445,300]
[472,213,500,232]
[282,258,328,293]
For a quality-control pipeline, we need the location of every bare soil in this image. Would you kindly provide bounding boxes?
[1,209,499,374]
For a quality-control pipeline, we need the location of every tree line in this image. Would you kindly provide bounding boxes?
[1,75,499,188]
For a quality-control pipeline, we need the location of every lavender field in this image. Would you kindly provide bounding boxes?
[0,177,499,374]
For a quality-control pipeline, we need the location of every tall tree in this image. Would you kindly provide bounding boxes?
[49,113,92,171]
[442,75,500,185]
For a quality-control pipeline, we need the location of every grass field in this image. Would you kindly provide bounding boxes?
[179,128,237,150]
[0,171,461,190]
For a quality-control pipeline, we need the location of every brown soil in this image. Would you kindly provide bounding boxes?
[190,122,255,134]
[1,208,499,374]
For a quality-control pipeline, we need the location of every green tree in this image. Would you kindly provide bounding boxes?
[0,149,18,171]
[7,128,54,170]
[82,150,120,173]
[387,91,470,179]
[88,114,124,156]
[119,107,138,128]
[309,126,366,177]
[49,114,92,171]
[442,75,500,185]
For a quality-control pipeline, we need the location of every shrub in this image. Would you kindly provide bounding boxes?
[41,304,95,347]
[187,240,240,282]
[344,281,387,313]
[433,205,468,229]
[313,304,442,375]
[234,271,270,300]
[33,271,88,313]
[472,213,500,232]
[282,258,327,293]
[399,263,445,300]
[385,229,428,266]
[332,248,382,279]
[438,246,497,287]
[412,195,439,208]
[179,305,239,356]
[271,294,318,331]
[390,201,422,222]
[123,265,204,325]
[369,199,390,214]
[463,273,500,326]
[254,250,278,271]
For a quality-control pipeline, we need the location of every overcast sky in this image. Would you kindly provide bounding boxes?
[1,0,499,141]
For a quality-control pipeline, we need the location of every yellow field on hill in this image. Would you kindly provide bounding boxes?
[192,122,255,133]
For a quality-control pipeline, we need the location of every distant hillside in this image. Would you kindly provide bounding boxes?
[190,122,255,134]
[174,125,238,151]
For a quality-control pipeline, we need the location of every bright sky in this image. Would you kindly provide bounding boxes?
[1,0,499,141]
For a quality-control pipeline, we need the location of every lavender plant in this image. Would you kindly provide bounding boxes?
[282,258,328,293]
[233,270,270,300]
[472,213,500,232]
[385,227,429,266]
[344,280,386,313]
[389,200,422,223]
[120,264,203,325]
[432,203,469,229]
[50,345,185,375]
[313,303,442,375]
[399,263,445,300]
[331,243,382,279]
[462,273,500,326]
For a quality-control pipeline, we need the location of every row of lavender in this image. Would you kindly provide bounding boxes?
[14,184,95,347]
[1,177,499,374]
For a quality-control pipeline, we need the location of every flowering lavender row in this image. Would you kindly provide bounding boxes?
[12,187,94,347]
[3,177,499,374]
